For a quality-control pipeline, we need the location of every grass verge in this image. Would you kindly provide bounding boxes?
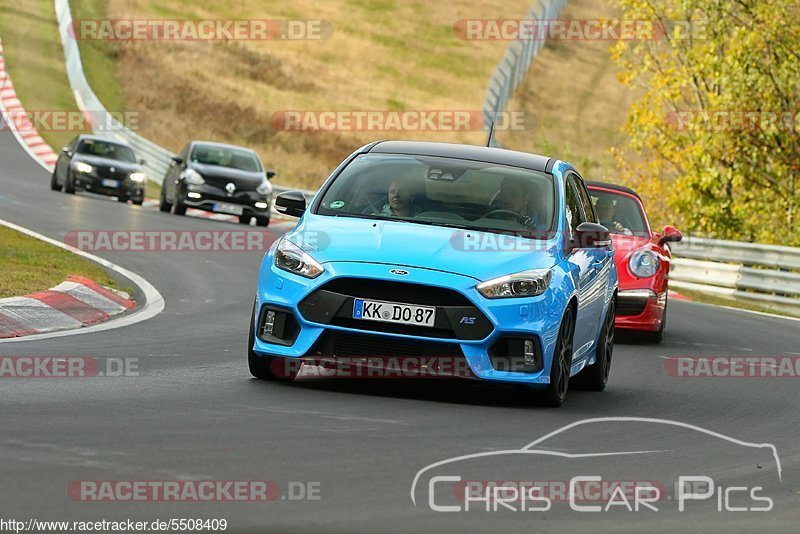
[0,0,91,149]
[673,287,799,319]
[0,225,124,298]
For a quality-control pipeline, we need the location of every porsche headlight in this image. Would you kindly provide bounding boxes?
[476,269,551,299]
[629,248,660,278]
[274,238,324,279]
[129,172,146,183]
[181,168,205,185]
[72,161,93,174]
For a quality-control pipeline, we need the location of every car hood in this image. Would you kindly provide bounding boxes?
[73,154,141,173]
[190,162,265,190]
[286,215,560,282]
[610,233,652,254]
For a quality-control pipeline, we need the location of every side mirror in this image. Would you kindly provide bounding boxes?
[62,147,73,157]
[266,170,277,180]
[275,191,307,218]
[574,222,612,248]
[658,225,683,246]
[171,156,183,165]
[139,158,147,166]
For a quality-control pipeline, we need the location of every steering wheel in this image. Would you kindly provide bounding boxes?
[482,208,529,224]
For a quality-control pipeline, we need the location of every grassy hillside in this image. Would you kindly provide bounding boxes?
[501,0,638,184]
[72,0,534,190]
[0,0,91,149]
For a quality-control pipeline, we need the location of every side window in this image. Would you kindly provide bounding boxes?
[565,174,587,235]
[573,175,597,223]
[67,136,79,150]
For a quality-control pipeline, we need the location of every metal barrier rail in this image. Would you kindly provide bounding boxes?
[54,0,315,205]
[670,238,800,317]
[483,0,568,147]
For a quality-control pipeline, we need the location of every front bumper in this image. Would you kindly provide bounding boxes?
[615,288,666,331]
[182,184,270,217]
[251,261,565,386]
[73,173,144,199]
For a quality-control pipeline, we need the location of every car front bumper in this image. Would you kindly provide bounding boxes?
[615,288,666,331]
[251,260,566,386]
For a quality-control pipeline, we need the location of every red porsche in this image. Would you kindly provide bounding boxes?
[587,181,682,342]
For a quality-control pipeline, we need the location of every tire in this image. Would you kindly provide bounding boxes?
[247,303,300,381]
[536,306,575,407]
[116,197,128,203]
[159,186,172,212]
[172,192,187,216]
[256,216,270,227]
[574,299,615,391]
[132,199,143,206]
[238,214,252,225]
[50,170,62,191]
[64,170,76,194]
[642,293,667,343]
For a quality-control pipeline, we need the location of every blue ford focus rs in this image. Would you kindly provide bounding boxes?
[249,141,618,406]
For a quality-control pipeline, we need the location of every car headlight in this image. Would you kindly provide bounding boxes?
[72,161,93,174]
[181,168,205,185]
[256,179,271,195]
[129,172,146,183]
[274,238,324,279]
[629,248,660,278]
[476,269,552,299]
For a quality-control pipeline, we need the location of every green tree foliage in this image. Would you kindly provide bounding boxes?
[612,0,800,244]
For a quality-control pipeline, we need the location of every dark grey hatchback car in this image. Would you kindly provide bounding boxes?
[159,141,275,226]
[51,135,146,205]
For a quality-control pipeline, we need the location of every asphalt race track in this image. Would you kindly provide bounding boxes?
[1,128,799,533]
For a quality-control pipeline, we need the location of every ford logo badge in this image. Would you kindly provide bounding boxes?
[389,269,409,276]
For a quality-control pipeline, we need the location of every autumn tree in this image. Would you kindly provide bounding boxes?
[612,0,800,244]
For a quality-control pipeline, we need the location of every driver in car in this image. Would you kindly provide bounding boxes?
[374,180,416,217]
[595,197,633,235]
[493,176,534,226]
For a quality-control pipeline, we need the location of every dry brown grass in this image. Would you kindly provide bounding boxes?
[500,0,641,182]
[94,0,534,189]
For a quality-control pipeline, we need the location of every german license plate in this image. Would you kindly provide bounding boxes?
[213,202,244,215]
[101,179,119,188]
[352,298,436,327]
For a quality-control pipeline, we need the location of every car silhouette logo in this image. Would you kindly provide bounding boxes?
[389,269,409,276]
[226,182,236,195]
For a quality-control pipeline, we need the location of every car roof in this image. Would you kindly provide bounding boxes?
[367,141,552,173]
[77,134,133,149]
[586,180,642,200]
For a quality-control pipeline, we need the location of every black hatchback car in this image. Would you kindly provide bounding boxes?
[159,141,275,226]
[51,135,146,205]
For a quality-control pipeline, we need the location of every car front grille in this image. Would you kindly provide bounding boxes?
[298,278,493,340]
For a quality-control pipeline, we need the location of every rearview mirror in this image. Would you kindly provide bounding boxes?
[275,191,307,218]
[659,225,683,246]
[62,147,73,157]
[171,156,183,165]
[575,222,612,248]
[266,170,277,180]
[139,158,147,166]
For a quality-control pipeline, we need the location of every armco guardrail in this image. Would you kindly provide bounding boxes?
[483,0,567,147]
[670,238,800,317]
[54,0,314,205]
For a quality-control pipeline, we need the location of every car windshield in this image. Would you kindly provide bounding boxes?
[76,139,137,163]
[190,144,262,172]
[589,189,649,237]
[316,154,556,237]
